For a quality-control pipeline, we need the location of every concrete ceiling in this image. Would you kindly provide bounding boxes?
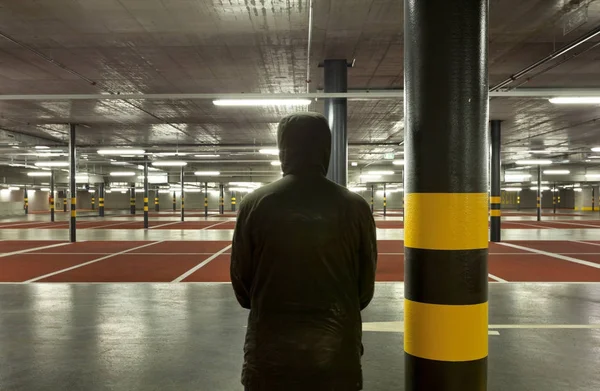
[2,0,600,187]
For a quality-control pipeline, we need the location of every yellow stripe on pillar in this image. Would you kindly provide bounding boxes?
[490,196,501,204]
[490,210,501,217]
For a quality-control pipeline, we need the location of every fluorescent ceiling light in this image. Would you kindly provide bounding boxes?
[9,163,38,169]
[592,147,600,152]
[36,153,66,157]
[7,186,20,191]
[27,172,52,177]
[136,165,161,172]
[97,149,145,155]
[543,170,570,175]
[229,187,255,193]
[154,152,187,157]
[360,174,382,180]
[549,97,600,104]
[260,148,279,155]
[349,187,367,192]
[588,156,600,159]
[110,172,136,177]
[585,174,600,179]
[213,99,312,107]
[40,187,50,191]
[515,160,552,165]
[271,161,281,166]
[367,171,394,175]
[152,160,188,167]
[195,154,220,158]
[34,161,69,167]
[502,188,522,192]
[183,188,202,193]
[392,160,405,166]
[194,171,220,176]
[229,182,261,188]
[111,161,132,166]
[351,162,358,167]
[34,146,49,150]
[574,188,583,192]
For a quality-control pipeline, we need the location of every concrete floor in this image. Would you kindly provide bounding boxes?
[0,283,598,390]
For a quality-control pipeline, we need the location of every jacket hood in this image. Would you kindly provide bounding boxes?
[277,112,331,176]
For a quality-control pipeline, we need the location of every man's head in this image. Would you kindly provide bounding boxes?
[277,112,331,176]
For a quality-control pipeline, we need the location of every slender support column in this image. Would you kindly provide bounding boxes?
[537,166,542,221]
[172,191,176,212]
[63,196,67,212]
[69,123,77,243]
[517,191,521,211]
[553,183,557,214]
[143,161,149,229]
[50,170,55,222]
[180,167,185,222]
[593,187,595,212]
[370,184,374,213]
[130,185,136,215]
[323,59,348,186]
[404,0,489,389]
[383,183,387,217]
[219,184,224,214]
[490,120,501,242]
[558,194,561,210]
[99,183,105,217]
[155,189,160,212]
[231,191,237,212]
[91,194,95,210]
[24,186,28,215]
[204,182,208,218]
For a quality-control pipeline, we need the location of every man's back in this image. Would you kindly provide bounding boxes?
[231,113,377,391]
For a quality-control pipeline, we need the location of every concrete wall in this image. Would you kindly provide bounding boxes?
[501,189,576,209]
[574,186,600,210]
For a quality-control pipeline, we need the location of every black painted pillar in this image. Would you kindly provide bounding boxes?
[143,161,149,229]
[130,185,136,215]
[404,0,489,389]
[231,191,236,212]
[219,184,224,214]
[50,170,55,222]
[91,194,95,210]
[537,165,542,221]
[69,123,77,243]
[490,120,501,242]
[172,191,177,212]
[155,189,160,212]
[63,196,67,212]
[99,183,105,217]
[517,190,521,211]
[592,187,595,212]
[324,59,348,186]
[370,184,375,213]
[180,167,185,222]
[383,183,387,217]
[204,182,208,218]
[553,183,557,214]
[23,186,28,215]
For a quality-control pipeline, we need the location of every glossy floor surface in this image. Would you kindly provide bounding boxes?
[0,283,598,391]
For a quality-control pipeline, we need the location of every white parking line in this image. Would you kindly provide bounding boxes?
[85,221,138,230]
[488,273,507,282]
[23,241,165,283]
[498,242,600,269]
[171,244,232,283]
[149,221,182,229]
[0,242,70,258]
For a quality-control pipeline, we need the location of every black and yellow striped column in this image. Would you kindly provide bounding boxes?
[383,183,387,217]
[130,186,136,215]
[180,166,185,222]
[231,191,236,212]
[91,196,95,210]
[219,184,224,215]
[204,182,209,218]
[143,162,149,229]
[99,183,105,217]
[172,191,177,212]
[154,192,160,212]
[24,188,29,215]
[370,184,374,213]
[553,183,557,214]
[558,194,561,210]
[592,187,595,212]
[404,0,489,389]
[68,123,77,243]
[490,120,501,242]
[50,170,55,222]
[517,192,521,211]
[537,165,542,221]
[63,197,67,212]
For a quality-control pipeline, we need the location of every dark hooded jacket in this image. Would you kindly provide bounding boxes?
[230,112,378,391]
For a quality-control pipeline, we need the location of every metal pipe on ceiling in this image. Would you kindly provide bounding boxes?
[490,24,600,91]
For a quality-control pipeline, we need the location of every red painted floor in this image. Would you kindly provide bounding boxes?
[2,240,600,283]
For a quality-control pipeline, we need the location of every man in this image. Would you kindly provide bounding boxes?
[231,112,378,391]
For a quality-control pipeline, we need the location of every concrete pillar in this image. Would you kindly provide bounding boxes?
[323,59,348,186]
[490,120,501,242]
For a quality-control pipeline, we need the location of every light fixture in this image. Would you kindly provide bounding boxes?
[110,172,136,177]
[183,188,202,193]
[515,160,552,165]
[40,187,50,191]
[360,174,382,180]
[213,99,312,107]
[111,161,132,166]
[549,97,600,104]
[588,156,600,159]
[351,162,358,167]
[592,147,600,152]
[543,170,570,175]
[585,174,600,179]
[36,153,66,157]
[34,146,49,150]
[505,174,531,182]
[27,172,52,177]
[349,187,367,192]
[75,174,89,182]
[525,150,551,154]
[392,160,405,166]
[367,171,394,175]
[502,188,522,192]
[271,161,281,166]
[8,186,20,191]
[152,160,188,167]
[260,148,280,155]
[194,171,220,176]
[195,154,220,158]
[154,152,187,157]
[136,165,161,172]
[34,161,69,167]
[574,188,583,192]
[229,182,261,188]
[229,187,255,193]
[97,149,145,155]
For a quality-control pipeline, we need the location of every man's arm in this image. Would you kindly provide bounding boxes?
[230,202,254,309]
[358,201,377,310]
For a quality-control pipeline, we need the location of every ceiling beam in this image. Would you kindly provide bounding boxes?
[0,89,599,101]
